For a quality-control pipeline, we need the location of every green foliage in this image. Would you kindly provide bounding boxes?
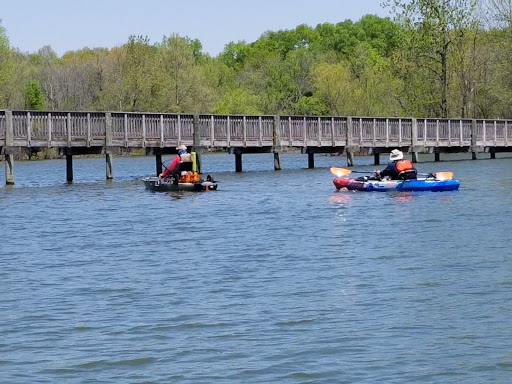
[121,35,157,111]
[294,95,328,115]
[214,88,262,114]
[0,19,15,108]
[152,34,214,113]
[218,41,251,70]
[384,0,478,117]
[3,10,512,120]
[24,80,46,109]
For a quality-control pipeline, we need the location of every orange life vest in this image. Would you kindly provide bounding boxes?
[396,159,414,172]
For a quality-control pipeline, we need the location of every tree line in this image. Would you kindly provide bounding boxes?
[1,0,512,119]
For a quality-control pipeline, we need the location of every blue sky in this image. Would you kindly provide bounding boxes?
[1,0,389,57]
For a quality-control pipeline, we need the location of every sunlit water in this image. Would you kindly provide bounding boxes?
[1,153,512,383]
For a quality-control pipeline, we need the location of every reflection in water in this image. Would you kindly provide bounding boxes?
[330,192,352,222]
[329,192,352,204]
[394,192,414,203]
[2,155,512,384]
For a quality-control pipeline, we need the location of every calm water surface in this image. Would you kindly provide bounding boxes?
[1,153,512,383]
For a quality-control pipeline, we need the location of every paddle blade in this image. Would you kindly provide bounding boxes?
[330,167,352,177]
[435,171,454,180]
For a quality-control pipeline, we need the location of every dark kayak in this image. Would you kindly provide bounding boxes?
[142,175,218,192]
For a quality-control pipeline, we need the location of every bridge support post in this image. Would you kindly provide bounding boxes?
[156,154,162,176]
[374,153,380,165]
[273,115,282,171]
[4,154,14,185]
[308,153,314,168]
[435,153,440,162]
[346,151,354,167]
[66,153,73,182]
[274,153,281,171]
[235,153,242,172]
[490,150,496,159]
[4,110,14,185]
[346,117,354,167]
[106,153,113,179]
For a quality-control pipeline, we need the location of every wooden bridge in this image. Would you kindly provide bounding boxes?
[1,110,511,184]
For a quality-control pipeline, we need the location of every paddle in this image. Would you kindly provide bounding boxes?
[158,162,171,177]
[432,172,454,180]
[330,167,373,177]
[416,172,454,180]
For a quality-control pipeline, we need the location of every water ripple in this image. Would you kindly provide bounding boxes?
[1,155,512,383]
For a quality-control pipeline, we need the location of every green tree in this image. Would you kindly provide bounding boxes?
[294,95,328,115]
[153,34,213,112]
[37,45,60,110]
[312,61,356,115]
[384,0,478,117]
[0,20,16,108]
[121,35,157,111]
[218,41,251,70]
[214,88,262,114]
[24,80,46,109]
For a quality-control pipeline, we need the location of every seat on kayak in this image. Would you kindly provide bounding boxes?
[398,169,417,180]
[176,161,193,172]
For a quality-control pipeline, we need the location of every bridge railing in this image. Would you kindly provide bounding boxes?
[197,115,275,147]
[352,117,413,147]
[1,110,512,150]
[279,116,348,147]
[416,119,473,147]
[478,120,511,147]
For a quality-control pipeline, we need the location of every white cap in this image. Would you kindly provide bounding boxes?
[176,144,187,151]
[390,149,403,161]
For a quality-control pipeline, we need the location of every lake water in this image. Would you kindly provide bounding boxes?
[1,153,512,383]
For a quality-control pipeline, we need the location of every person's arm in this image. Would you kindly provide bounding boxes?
[160,156,181,177]
[378,163,396,178]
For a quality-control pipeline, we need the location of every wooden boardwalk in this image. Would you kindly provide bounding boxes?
[1,110,511,184]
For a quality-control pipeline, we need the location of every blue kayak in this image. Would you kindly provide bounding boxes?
[333,176,460,192]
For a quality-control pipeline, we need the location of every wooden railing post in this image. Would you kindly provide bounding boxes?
[411,118,418,163]
[67,112,72,147]
[27,112,32,147]
[471,119,477,160]
[105,112,113,147]
[142,114,146,148]
[193,114,201,147]
[5,110,13,147]
[242,116,247,146]
[160,115,164,147]
[192,114,202,174]
[87,113,91,147]
[47,112,52,148]
[330,117,335,147]
[346,116,354,167]
[210,115,215,147]
[317,117,322,145]
[303,117,307,147]
[124,113,128,147]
